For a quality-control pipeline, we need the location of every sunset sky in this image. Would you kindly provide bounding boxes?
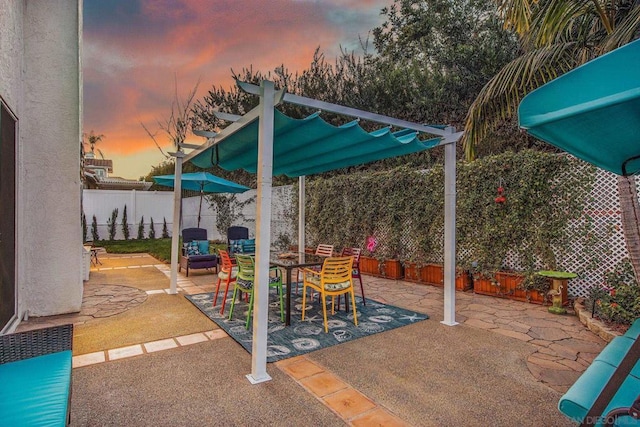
[83,0,391,179]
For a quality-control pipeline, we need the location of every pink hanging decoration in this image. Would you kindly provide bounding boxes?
[366,236,378,252]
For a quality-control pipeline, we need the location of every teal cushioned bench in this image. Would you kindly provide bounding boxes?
[559,318,640,426]
[0,350,72,426]
[0,324,73,426]
[559,361,640,426]
[595,336,640,379]
[626,321,640,340]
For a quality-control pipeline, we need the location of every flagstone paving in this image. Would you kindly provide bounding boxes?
[364,275,608,392]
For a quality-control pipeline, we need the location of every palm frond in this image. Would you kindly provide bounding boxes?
[462,42,579,160]
[602,3,640,51]
[525,0,596,47]
[496,0,536,33]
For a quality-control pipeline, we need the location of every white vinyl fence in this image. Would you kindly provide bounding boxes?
[82,187,295,244]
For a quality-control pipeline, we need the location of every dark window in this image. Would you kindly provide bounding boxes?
[0,98,16,331]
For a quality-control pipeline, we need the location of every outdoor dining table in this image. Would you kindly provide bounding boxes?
[269,252,326,326]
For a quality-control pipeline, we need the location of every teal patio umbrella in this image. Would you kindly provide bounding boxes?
[153,171,250,227]
[519,39,640,176]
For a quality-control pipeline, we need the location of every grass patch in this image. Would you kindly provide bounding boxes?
[97,239,226,263]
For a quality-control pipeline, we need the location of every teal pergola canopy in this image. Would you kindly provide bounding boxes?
[519,39,640,176]
[190,109,443,177]
[170,80,463,384]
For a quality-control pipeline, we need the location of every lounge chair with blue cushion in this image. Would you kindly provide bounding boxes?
[227,226,252,255]
[179,228,218,276]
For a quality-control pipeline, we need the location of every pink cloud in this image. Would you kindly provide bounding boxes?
[83,0,390,178]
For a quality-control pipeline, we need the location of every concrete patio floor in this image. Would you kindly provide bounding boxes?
[17,253,607,426]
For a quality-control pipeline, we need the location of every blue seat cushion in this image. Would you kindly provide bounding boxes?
[559,360,640,426]
[184,241,200,255]
[228,239,242,254]
[194,240,210,255]
[594,336,640,379]
[240,239,255,253]
[0,350,72,427]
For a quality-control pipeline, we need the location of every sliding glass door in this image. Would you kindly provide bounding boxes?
[0,99,16,331]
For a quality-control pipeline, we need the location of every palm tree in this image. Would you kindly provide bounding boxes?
[84,130,105,158]
[463,0,640,279]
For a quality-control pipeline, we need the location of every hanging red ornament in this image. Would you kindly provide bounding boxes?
[495,181,506,204]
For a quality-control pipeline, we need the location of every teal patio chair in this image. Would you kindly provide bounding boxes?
[228,254,285,329]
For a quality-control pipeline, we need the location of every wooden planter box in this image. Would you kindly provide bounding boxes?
[456,270,473,291]
[403,262,422,282]
[421,263,443,286]
[359,256,380,275]
[496,272,527,301]
[380,259,404,279]
[403,263,472,291]
[473,276,501,296]
[360,256,404,279]
[473,272,547,304]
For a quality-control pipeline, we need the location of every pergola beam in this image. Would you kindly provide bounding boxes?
[237,80,464,144]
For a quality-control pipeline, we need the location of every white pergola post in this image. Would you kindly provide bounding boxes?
[247,80,275,384]
[441,140,458,326]
[298,176,305,258]
[169,151,184,295]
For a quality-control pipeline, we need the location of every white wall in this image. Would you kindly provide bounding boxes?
[83,186,296,247]
[1,0,83,318]
[83,190,175,240]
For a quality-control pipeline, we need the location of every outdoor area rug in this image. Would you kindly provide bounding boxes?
[186,290,429,362]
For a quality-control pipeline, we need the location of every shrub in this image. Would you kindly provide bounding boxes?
[121,205,130,240]
[91,215,99,241]
[137,216,145,240]
[107,208,118,240]
[149,217,156,239]
[82,212,87,242]
[588,260,640,326]
[162,217,170,238]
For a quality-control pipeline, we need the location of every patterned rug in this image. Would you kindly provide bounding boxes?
[185,289,429,362]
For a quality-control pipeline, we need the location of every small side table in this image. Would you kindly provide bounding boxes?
[90,248,103,266]
[537,270,577,314]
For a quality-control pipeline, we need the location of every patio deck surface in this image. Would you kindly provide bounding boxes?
[16,253,607,426]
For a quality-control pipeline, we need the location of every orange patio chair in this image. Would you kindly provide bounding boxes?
[213,249,238,315]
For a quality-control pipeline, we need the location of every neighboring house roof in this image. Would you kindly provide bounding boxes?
[84,158,113,172]
[83,153,150,190]
[84,175,152,191]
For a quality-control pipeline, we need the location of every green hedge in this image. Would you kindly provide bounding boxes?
[304,150,596,279]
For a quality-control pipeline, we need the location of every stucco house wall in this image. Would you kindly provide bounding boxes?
[1,0,83,325]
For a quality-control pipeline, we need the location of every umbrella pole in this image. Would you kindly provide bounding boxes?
[198,190,203,227]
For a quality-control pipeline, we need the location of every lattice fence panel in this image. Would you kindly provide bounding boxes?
[502,164,638,298]
[303,156,638,299]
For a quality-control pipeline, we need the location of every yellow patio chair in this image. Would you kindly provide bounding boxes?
[301,256,358,333]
